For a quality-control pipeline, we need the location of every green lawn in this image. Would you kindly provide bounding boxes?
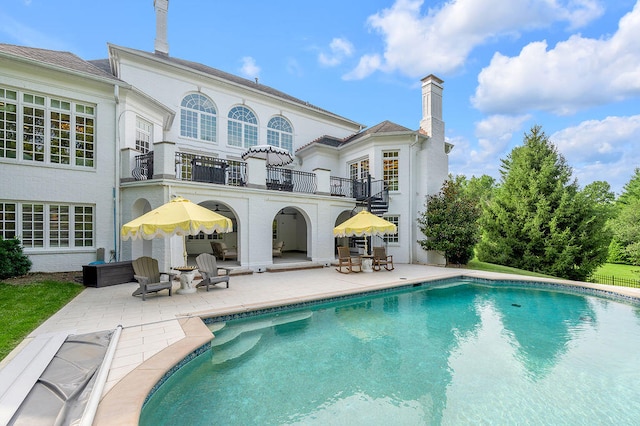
[592,263,640,281]
[465,258,556,278]
[0,280,84,361]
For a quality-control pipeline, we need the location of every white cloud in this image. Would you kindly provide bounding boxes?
[472,1,640,115]
[449,114,530,179]
[318,37,354,67]
[550,115,640,193]
[343,54,382,80]
[239,56,260,79]
[346,0,603,79]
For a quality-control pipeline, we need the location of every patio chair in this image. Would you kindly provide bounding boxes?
[195,253,231,291]
[211,241,238,261]
[336,246,362,274]
[131,256,176,301]
[272,241,284,257]
[372,246,394,271]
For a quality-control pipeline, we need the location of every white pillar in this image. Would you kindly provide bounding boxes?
[314,168,331,195]
[246,157,267,189]
[152,140,176,179]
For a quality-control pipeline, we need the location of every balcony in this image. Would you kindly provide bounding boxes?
[128,150,337,196]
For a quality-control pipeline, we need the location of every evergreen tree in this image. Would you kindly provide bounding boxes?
[608,169,640,264]
[417,179,481,265]
[476,125,608,280]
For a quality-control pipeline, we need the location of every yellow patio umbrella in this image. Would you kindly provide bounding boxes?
[121,196,233,265]
[333,210,397,254]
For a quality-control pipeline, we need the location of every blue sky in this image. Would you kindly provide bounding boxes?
[2,0,639,194]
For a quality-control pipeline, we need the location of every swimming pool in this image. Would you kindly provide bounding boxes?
[140,278,640,425]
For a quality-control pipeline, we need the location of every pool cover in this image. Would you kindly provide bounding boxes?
[8,330,112,426]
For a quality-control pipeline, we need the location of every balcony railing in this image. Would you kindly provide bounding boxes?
[131,151,365,198]
[175,152,247,186]
[330,176,353,197]
[267,166,317,193]
[132,151,154,180]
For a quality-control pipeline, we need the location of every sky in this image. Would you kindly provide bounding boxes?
[1,0,639,195]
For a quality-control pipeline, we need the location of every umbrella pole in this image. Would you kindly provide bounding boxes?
[183,235,188,266]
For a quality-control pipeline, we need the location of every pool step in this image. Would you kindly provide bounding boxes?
[210,311,312,348]
[211,334,262,365]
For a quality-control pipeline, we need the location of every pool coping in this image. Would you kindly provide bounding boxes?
[92,271,640,424]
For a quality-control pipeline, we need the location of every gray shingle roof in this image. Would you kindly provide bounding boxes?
[0,43,120,82]
[296,120,418,153]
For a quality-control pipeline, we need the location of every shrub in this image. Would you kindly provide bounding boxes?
[0,238,32,279]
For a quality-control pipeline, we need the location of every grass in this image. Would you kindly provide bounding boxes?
[465,258,556,278]
[0,280,84,361]
[592,263,640,281]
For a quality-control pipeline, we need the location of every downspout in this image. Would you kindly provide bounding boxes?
[114,85,121,261]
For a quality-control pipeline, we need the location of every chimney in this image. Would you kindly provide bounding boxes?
[154,0,169,55]
[419,74,444,137]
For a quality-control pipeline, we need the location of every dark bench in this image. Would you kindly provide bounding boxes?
[82,261,135,287]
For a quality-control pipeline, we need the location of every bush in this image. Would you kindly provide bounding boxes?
[0,238,32,279]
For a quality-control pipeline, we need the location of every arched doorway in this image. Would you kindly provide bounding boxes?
[185,201,240,265]
[272,206,308,262]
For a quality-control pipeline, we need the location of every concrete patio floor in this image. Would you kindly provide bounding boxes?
[3,264,640,425]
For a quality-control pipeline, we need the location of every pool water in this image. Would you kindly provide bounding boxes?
[140,281,640,425]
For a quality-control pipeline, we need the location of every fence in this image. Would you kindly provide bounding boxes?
[588,273,640,289]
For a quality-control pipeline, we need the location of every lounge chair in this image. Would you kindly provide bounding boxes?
[211,241,238,261]
[272,241,284,257]
[131,256,175,301]
[195,253,231,291]
[373,246,394,271]
[336,246,362,274]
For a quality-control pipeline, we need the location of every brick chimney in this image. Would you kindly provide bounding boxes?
[419,74,444,138]
[154,0,169,55]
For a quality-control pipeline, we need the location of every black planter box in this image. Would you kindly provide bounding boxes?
[82,261,134,287]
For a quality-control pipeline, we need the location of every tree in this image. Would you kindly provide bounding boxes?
[616,168,640,206]
[476,125,609,280]
[608,200,640,265]
[417,179,481,265]
[0,237,32,279]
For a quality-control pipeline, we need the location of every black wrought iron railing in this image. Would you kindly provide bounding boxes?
[330,176,353,197]
[589,273,640,289]
[266,166,317,194]
[175,152,247,186]
[133,152,154,180]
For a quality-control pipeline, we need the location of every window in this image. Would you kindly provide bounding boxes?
[0,201,94,249]
[135,117,152,153]
[0,86,95,167]
[383,215,399,243]
[180,94,216,142]
[383,151,399,191]
[49,205,70,247]
[0,88,18,159]
[349,158,369,180]
[227,106,257,148]
[0,202,17,239]
[267,116,293,152]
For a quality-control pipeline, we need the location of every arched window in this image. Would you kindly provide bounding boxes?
[180,94,216,142]
[227,106,258,148]
[267,116,293,152]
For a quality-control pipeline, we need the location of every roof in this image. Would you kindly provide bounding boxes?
[0,43,121,82]
[108,44,362,128]
[296,120,421,154]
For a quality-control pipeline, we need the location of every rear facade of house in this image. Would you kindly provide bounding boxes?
[0,2,451,273]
